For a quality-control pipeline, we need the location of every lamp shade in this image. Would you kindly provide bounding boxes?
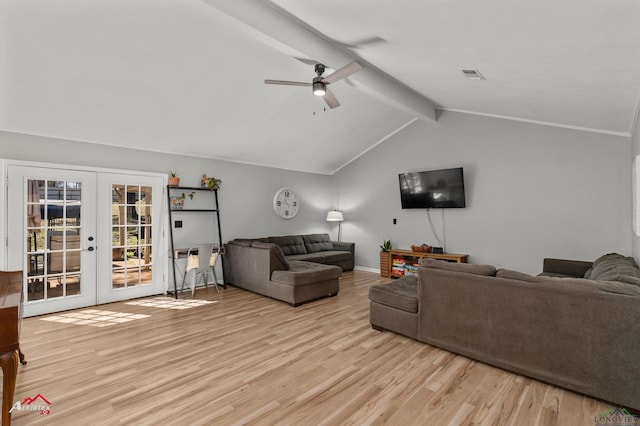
[326,210,344,221]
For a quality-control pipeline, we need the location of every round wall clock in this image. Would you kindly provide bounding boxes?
[273,187,299,219]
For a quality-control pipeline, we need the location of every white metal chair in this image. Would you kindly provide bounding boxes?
[182,244,221,296]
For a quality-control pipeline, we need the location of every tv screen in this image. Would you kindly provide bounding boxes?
[398,167,466,209]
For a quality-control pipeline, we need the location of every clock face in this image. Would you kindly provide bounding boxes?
[273,188,299,219]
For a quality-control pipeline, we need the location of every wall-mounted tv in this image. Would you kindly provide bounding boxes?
[398,167,466,209]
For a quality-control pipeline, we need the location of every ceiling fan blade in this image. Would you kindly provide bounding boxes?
[264,79,311,87]
[338,36,387,49]
[323,88,340,109]
[322,61,364,84]
[293,57,321,66]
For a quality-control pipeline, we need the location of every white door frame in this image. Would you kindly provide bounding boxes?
[7,165,98,316]
[1,160,168,316]
[96,172,165,304]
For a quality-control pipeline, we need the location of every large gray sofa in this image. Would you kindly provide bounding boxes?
[224,233,354,306]
[369,253,640,410]
[226,233,354,270]
[264,234,355,271]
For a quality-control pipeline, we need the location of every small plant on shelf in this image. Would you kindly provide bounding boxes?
[168,171,180,186]
[201,174,222,191]
[380,240,392,252]
[170,191,195,210]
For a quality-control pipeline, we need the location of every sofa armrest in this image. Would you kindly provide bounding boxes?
[332,241,355,253]
[224,242,287,285]
[542,258,592,278]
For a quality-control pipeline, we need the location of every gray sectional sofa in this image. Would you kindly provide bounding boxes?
[223,233,354,306]
[369,253,640,410]
[265,234,355,271]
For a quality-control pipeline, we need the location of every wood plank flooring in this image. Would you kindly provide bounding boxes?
[6,270,612,425]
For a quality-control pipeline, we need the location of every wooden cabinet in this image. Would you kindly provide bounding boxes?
[380,252,391,278]
[1,271,26,426]
[385,249,468,278]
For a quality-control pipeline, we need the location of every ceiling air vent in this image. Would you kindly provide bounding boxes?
[461,69,485,80]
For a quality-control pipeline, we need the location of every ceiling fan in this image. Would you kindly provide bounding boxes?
[264,61,364,109]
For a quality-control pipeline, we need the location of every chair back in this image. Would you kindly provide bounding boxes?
[188,244,219,272]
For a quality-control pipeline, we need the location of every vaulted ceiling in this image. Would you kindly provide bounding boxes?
[2,0,639,174]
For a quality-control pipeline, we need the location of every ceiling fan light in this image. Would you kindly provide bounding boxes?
[312,81,326,96]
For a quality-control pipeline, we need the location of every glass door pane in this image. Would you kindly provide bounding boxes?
[111,184,153,289]
[25,179,83,302]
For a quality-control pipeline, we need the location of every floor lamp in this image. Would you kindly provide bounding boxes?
[326,210,344,241]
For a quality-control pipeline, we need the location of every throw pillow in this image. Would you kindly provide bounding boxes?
[612,275,640,287]
[584,253,640,282]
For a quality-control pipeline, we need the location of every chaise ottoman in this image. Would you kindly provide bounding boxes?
[369,275,419,339]
[270,260,342,307]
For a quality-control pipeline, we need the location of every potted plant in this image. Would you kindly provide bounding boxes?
[380,240,392,278]
[168,171,180,186]
[201,174,222,191]
[170,191,195,210]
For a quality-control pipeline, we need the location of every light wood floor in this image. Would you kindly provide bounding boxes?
[7,270,611,425]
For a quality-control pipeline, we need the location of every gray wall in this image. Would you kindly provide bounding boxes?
[0,130,336,244]
[632,113,640,262]
[334,111,632,275]
[2,107,635,278]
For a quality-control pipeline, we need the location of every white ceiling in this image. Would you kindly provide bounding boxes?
[2,0,640,174]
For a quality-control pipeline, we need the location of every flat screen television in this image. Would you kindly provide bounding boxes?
[398,167,466,208]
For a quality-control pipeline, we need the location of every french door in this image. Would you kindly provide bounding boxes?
[7,165,164,317]
[97,173,164,304]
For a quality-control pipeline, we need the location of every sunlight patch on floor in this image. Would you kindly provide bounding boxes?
[40,309,151,327]
[125,296,216,309]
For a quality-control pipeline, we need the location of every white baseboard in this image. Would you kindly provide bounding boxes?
[354,266,380,274]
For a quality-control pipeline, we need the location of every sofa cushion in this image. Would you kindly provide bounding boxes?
[538,272,576,278]
[229,239,253,247]
[230,238,269,246]
[496,268,543,283]
[584,253,640,282]
[286,253,327,263]
[615,275,640,287]
[498,268,640,291]
[271,261,341,285]
[268,235,307,255]
[422,258,497,276]
[369,276,418,313]
[252,242,290,271]
[319,250,352,264]
[302,234,334,253]
[538,276,640,295]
